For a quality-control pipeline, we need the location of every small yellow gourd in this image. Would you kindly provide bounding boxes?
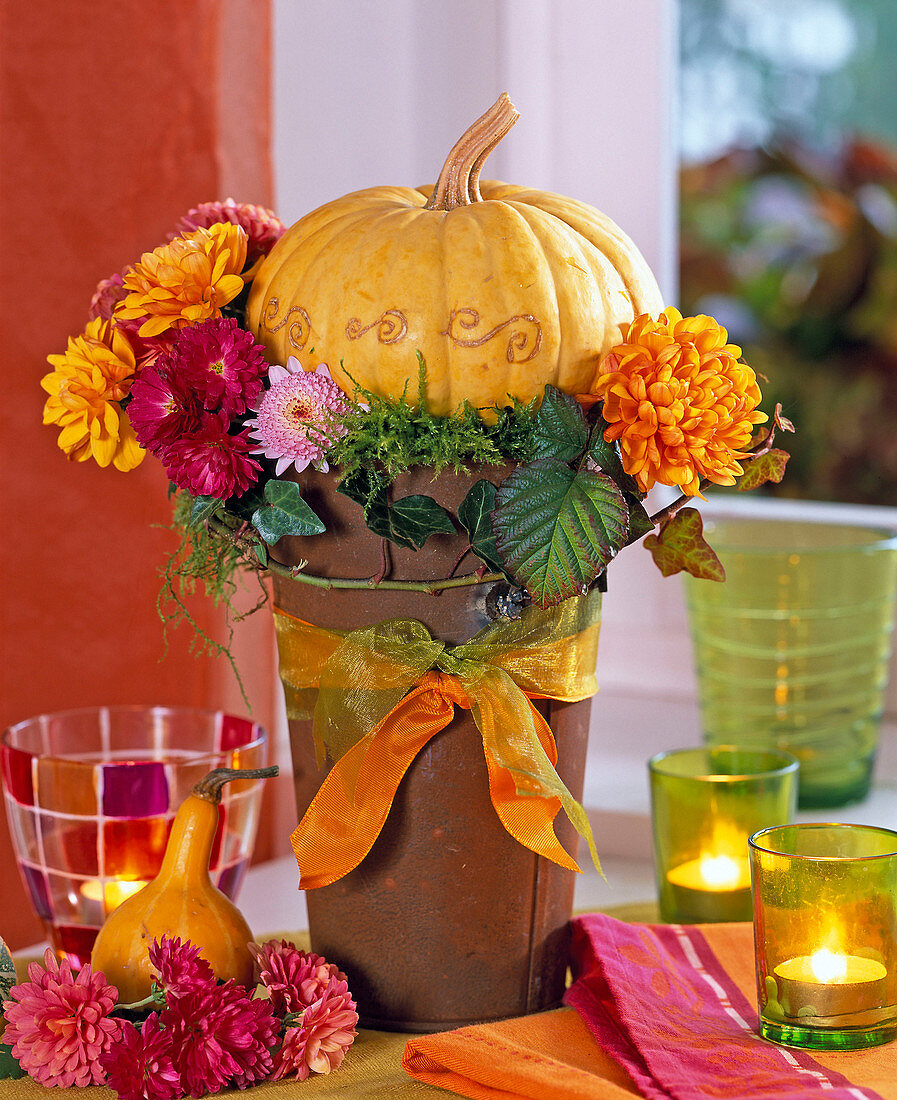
[90,765,278,1003]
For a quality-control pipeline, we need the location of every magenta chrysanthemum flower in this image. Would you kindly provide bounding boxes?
[246,360,351,476]
[271,977,358,1082]
[160,979,279,1095]
[161,413,261,499]
[170,317,268,418]
[127,363,201,454]
[100,1015,181,1100]
[148,936,216,999]
[172,199,285,270]
[2,948,120,1088]
[89,273,127,321]
[250,940,347,1015]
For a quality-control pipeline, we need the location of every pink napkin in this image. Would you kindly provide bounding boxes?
[564,913,895,1100]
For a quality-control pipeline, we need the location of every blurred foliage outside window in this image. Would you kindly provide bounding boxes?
[679,0,897,504]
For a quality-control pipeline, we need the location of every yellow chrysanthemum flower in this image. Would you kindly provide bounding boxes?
[41,318,144,471]
[589,308,767,496]
[114,223,247,338]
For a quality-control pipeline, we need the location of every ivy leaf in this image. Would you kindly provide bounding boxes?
[644,507,725,580]
[251,479,326,545]
[531,386,589,462]
[387,495,456,550]
[458,480,505,572]
[0,1045,25,1080]
[738,449,790,492]
[337,467,390,513]
[492,459,630,607]
[188,495,221,529]
[226,486,267,522]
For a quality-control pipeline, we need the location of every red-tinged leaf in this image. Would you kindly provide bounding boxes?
[774,403,795,434]
[644,507,725,581]
[738,449,790,492]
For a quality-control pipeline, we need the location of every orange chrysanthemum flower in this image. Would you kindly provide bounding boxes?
[115,223,247,339]
[584,308,767,496]
[41,317,144,471]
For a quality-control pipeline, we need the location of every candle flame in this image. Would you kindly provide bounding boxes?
[809,948,849,984]
[80,879,147,910]
[698,854,742,889]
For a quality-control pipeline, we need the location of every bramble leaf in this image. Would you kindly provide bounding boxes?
[492,459,629,607]
[624,497,655,544]
[252,480,326,545]
[458,480,505,572]
[586,428,639,495]
[644,507,725,580]
[531,387,589,462]
[738,449,790,492]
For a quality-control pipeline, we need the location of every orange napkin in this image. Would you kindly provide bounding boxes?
[403,915,897,1100]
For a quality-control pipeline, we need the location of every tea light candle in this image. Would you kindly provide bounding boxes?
[774,949,888,1019]
[80,879,147,912]
[666,853,752,922]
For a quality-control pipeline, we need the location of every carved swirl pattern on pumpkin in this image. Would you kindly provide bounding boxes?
[441,308,543,363]
[260,298,312,351]
[345,310,409,345]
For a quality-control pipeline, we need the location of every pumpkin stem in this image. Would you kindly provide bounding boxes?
[192,765,279,804]
[425,92,519,211]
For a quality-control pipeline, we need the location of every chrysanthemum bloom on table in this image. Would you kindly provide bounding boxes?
[271,976,358,1082]
[246,360,352,476]
[114,223,247,339]
[250,939,348,1014]
[172,198,285,273]
[2,949,120,1088]
[41,317,144,471]
[579,307,768,497]
[100,1014,181,1100]
[162,414,261,499]
[148,935,215,1000]
[160,979,279,1095]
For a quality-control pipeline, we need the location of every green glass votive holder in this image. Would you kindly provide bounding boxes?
[750,823,897,1051]
[649,747,798,924]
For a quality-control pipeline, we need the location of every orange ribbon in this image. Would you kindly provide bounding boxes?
[274,592,602,889]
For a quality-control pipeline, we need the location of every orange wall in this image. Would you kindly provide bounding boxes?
[0,0,276,949]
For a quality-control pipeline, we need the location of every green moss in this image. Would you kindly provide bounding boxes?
[329,353,536,479]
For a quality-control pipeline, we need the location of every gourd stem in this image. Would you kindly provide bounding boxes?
[192,765,279,804]
[425,92,519,211]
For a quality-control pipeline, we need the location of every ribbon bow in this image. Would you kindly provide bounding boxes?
[274,589,603,889]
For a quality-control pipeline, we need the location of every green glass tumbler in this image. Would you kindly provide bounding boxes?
[750,823,897,1050]
[649,747,798,923]
[685,519,897,808]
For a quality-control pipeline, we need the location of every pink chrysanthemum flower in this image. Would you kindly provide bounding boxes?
[172,198,285,271]
[271,977,358,1082]
[127,363,201,455]
[171,317,268,418]
[161,979,279,1095]
[162,413,261,499]
[2,948,120,1088]
[148,936,216,1000]
[250,940,347,1015]
[89,273,127,321]
[246,360,351,476]
[100,1014,181,1100]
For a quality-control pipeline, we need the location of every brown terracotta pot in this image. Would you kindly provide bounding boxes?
[270,466,594,1032]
